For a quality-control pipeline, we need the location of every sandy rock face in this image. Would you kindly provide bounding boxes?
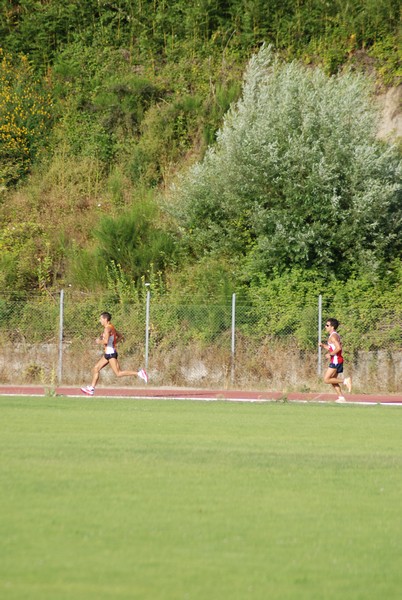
[377,85,402,141]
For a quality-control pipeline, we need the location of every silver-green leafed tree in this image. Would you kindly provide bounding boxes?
[176,45,402,280]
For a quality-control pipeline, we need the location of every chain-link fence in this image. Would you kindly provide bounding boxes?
[0,291,401,393]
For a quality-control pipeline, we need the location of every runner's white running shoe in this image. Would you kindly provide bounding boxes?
[336,396,346,403]
[81,386,94,396]
[343,377,352,393]
[138,368,148,384]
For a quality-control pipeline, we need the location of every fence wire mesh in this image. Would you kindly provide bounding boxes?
[0,292,400,393]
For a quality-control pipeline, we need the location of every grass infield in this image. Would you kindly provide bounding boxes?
[1,397,402,599]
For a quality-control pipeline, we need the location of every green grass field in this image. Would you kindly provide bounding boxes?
[1,397,402,600]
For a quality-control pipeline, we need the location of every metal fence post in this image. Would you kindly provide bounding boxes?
[58,289,64,384]
[231,293,236,384]
[317,294,322,376]
[145,284,150,371]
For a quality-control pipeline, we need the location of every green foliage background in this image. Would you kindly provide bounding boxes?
[0,0,401,314]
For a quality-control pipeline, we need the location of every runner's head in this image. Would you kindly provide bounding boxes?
[325,318,339,330]
[100,312,112,323]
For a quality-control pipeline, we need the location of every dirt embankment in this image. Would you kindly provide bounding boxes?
[377,85,402,141]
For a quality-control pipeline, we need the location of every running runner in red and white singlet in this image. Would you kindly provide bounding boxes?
[319,318,351,402]
[327,331,344,368]
[81,312,148,395]
[103,322,119,359]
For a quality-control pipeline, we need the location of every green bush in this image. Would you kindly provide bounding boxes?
[95,200,176,281]
[0,50,53,187]
[0,221,52,292]
[166,256,238,304]
[69,194,176,293]
[176,46,402,281]
[245,262,402,352]
[369,35,402,85]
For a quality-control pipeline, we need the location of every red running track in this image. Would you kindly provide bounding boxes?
[0,385,401,404]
